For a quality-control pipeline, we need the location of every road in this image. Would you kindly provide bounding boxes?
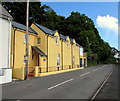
[94,64,119,100]
[2,65,114,100]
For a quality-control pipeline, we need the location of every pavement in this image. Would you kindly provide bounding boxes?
[2,64,115,100]
[93,64,119,100]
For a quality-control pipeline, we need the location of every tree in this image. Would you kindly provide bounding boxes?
[2,3,116,65]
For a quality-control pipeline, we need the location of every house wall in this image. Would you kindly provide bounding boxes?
[31,24,47,54]
[80,56,87,68]
[0,18,11,68]
[71,43,80,68]
[40,56,47,73]
[48,32,62,72]
[62,40,72,69]
[11,28,38,79]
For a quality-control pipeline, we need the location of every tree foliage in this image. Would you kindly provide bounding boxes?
[2,2,117,65]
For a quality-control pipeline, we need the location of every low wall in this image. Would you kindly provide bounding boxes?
[0,68,12,84]
[12,67,25,80]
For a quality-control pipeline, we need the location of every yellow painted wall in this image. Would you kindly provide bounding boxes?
[31,24,47,54]
[80,56,87,67]
[71,43,80,68]
[48,32,62,72]
[13,29,37,68]
[11,28,38,80]
[40,56,47,73]
[75,45,80,67]
[62,39,72,70]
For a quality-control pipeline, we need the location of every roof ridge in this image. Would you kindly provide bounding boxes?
[12,21,38,35]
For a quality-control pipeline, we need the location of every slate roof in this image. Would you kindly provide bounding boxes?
[70,38,75,44]
[60,34,68,41]
[76,43,81,47]
[32,46,47,57]
[12,21,38,35]
[34,23,81,47]
[0,4,13,20]
[34,23,57,36]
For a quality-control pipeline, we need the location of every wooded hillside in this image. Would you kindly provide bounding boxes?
[2,2,117,66]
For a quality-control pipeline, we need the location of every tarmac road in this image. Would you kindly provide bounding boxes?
[94,64,119,100]
[2,64,114,100]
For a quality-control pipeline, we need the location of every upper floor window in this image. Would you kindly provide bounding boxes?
[67,42,69,48]
[55,36,58,45]
[37,37,41,45]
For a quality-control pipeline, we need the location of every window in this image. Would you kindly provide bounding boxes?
[55,36,58,44]
[24,34,26,43]
[67,42,69,48]
[57,54,60,66]
[37,37,41,45]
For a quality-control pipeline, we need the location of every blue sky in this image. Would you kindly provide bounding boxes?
[42,2,118,49]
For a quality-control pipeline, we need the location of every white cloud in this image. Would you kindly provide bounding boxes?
[96,15,118,34]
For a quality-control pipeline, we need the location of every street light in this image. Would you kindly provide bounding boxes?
[25,0,29,80]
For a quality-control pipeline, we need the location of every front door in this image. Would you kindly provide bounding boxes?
[80,58,82,67]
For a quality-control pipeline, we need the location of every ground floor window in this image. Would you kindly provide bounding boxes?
[57,54,60,66]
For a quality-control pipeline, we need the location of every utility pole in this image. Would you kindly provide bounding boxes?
[25,0,29,80]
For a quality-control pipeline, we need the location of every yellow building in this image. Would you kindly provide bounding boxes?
[31,23,62,73]
[11,21,47,80]
[60,35,72,70]
[70,39,80,68]
[11,22,87,80]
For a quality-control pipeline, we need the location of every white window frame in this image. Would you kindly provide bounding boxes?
[57,54,60,66]
[55,36,58,45]
[37,37,41,45]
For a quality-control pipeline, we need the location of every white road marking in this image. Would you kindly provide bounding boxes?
[80,72,90,76]
[85,72,90,74]
[80,74,85,76]
[93,69,97,71]
[93,65,106,71]
[48,78,73,90]
[100,65,105,69]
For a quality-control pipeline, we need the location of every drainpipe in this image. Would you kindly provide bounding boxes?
[61,40,63,70]
[13,28,17,67]
[46,35,48,72]
[71,44,73,68]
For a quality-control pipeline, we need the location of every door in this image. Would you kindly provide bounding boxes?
[80,58,82,67]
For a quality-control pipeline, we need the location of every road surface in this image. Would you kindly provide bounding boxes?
[94,64,119,100]
[2,64,114,100]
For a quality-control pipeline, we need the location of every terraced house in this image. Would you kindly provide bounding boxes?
[11,22,87,80]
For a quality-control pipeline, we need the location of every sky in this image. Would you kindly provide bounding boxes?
[42,2,118,49]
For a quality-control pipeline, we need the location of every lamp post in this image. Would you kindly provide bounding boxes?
[25,0,29,80]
